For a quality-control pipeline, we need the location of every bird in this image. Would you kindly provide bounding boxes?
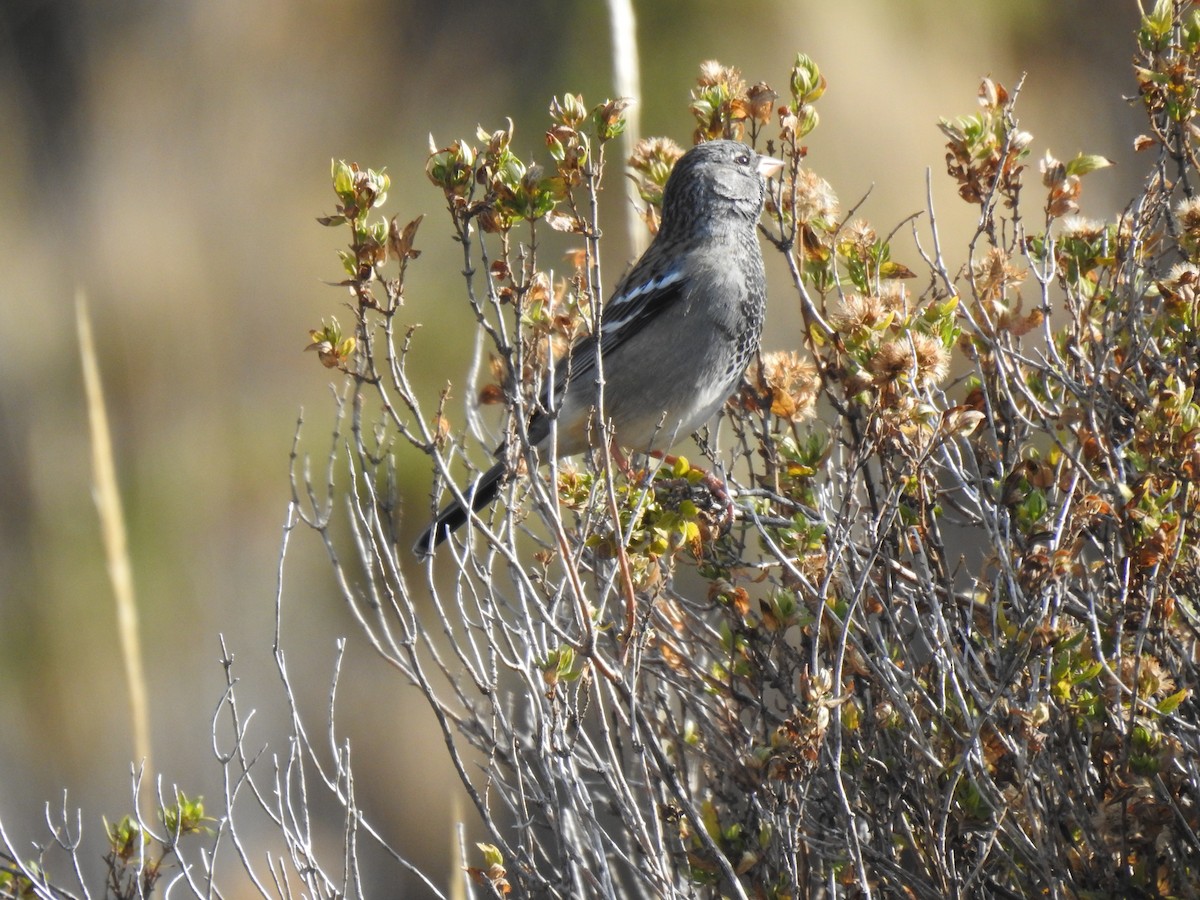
[415,138,784,556]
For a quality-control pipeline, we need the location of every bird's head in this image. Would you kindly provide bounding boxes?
[659,139,784,235]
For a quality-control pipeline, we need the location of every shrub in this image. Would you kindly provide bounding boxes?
[293,6,1200,890]
[7,2,1200,897]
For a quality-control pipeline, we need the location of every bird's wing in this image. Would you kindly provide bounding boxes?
[547,249,691,403]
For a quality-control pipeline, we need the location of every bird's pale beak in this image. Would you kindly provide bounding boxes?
[757,155,785,178]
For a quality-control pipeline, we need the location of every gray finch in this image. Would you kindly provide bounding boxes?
[415,139,783,555]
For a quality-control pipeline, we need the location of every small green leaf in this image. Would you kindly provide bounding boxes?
[1072,661,1103,685]
[1064,153,1114,177]
[332,159,354,198]
[789,53,825,105]
[1158,687,1190,714]
[476,842,504,868]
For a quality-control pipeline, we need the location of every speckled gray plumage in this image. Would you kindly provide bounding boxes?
[416,139,780,554]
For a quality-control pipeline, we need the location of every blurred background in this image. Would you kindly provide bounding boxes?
[0,0,1146,893]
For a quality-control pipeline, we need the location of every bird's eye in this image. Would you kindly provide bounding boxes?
[734,152,751,166]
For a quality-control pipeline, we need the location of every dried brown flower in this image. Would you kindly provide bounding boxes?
[1042,151,1082,217]
[877,281,910,314]
[831,293,889,335]
[869,333,950,388]
[697,60,743,91]
[973,247,1027,302]
[1058,215,1106,242]
[1115,655,1177,700]
[745,81,778,125]
[1176,196,1200,259]
[840,219,876,256]
[792,167,840,226]
[691,61,749,141]
[755,351,820,421]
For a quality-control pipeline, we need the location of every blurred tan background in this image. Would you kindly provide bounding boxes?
[0,0,1144,893]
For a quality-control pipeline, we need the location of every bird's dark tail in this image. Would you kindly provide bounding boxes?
[413,463,506,557]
